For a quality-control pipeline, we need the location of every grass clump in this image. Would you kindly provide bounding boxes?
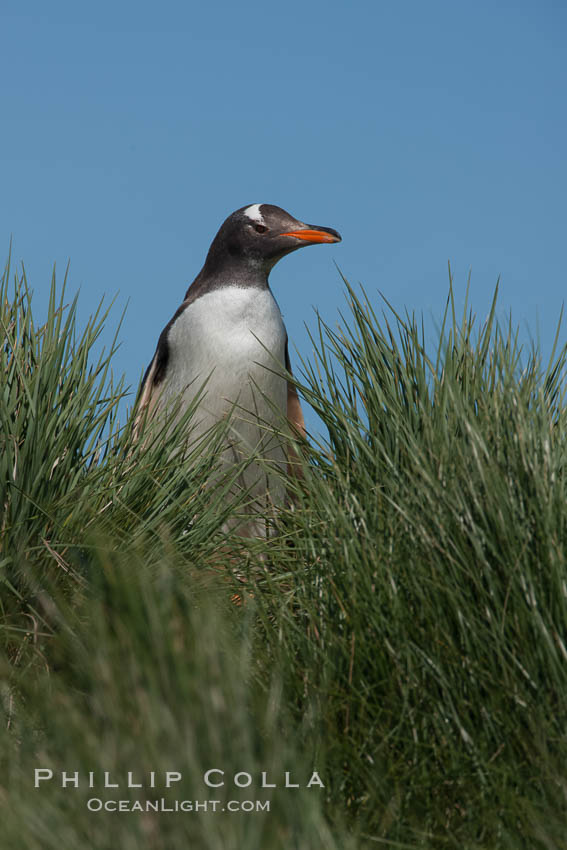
[254,275,567,846]
[1,256,566,848]
[1,547,345,850]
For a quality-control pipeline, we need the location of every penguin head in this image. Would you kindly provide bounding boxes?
[203,203,341,277]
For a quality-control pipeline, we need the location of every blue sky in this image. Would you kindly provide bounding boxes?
[2,1,566,435]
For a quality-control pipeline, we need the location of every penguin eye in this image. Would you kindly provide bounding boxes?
[254,224,268,234]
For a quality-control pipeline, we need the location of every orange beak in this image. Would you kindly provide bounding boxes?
[284,228,341,244]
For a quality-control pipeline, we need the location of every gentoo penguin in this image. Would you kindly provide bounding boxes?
[135,203,341,536]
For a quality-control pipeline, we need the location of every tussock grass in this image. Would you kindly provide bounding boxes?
[1,255,566,848]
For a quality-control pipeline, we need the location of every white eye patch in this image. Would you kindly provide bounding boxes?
[244,203,265,225]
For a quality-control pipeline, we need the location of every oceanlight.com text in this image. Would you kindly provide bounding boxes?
[86,798,270,813]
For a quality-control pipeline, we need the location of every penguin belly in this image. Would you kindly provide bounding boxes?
[163,286,288,534]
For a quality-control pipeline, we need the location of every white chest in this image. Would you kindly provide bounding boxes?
[159,285,289,527]
[164,286,287,407]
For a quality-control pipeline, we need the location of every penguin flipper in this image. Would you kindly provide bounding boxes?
[285,341,306,478]
[133,355,162,441]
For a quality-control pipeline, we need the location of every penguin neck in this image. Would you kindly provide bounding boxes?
[187,257,270,299]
